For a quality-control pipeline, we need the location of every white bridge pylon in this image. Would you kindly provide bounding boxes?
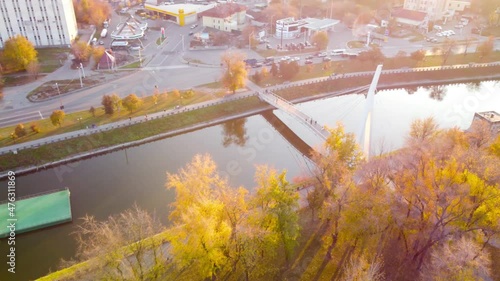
[360,64,383,160]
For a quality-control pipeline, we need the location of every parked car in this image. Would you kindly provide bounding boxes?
[305,55,314,60]
[266,44,272,49]
[188,31,194,36]
[292,57,300,62]
[318,52,328,57]
[323,56,331,62]
[98,40,104,45]
[454,24,464,29]
[191,24,198,29]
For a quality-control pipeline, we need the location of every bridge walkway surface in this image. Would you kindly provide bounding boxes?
[258,91,329,141]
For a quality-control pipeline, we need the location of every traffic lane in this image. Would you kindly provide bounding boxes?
[0,67,223,127]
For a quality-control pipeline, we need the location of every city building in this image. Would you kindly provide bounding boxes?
[0,0,78,48]
[275,17,308,39]
[471,111,500,135]
[392,8,429,28]
[111,17,148,40]
[274,17,339,40]
[402,0,471,21]
[200,3,247,32]
[144,2,216,26]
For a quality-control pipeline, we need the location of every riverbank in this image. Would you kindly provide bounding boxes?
[1,65,500,178]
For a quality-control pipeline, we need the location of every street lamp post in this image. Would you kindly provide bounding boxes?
[55,82,63,109]
[76,117,83,129]
[80,62,85,78]
[280,21,284,49]
[78,66,83,88]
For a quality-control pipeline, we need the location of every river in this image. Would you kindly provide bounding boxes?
[0,81,499,281]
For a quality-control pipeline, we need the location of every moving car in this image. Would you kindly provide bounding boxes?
[304,59,313,64]
[191,24,198,29]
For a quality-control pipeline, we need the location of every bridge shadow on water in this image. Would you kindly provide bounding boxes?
[261,110,315,160]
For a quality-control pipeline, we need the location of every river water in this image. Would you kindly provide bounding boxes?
[1,81,499,281]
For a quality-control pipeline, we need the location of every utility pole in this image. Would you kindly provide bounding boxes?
[78,66,83,88]
[280,21,284,49]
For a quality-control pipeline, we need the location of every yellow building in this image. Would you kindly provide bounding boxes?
[145,3,216,26]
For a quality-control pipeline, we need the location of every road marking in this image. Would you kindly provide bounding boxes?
[0,111,41,121]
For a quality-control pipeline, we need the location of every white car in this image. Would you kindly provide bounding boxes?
[280,56,291,61]
[190,24,198,29]
[292,57,300,61]
[436,32,443,37]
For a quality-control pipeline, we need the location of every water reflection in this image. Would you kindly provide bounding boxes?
[222,118,248,147]
[428,85,447,101]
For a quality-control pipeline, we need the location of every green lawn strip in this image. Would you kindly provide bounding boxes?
[0,97,267,170]
[120,61,142,69]
[0,92,213,148]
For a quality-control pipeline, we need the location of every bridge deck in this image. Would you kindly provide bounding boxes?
[259,91,329,141]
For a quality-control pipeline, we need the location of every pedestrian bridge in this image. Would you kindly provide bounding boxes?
[258,65,383,159]
[258,91,330,141]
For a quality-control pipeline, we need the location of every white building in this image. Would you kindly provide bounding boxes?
[200,3,247,32]
[275,17,308,39]
[403,0,470,21]
[0,0,78,48]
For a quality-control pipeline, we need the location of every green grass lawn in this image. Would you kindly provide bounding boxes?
[36,47,70,73]
[0,90,214,148]
[120,61,142,69]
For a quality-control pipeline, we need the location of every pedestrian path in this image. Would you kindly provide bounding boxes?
[0,90,257,155]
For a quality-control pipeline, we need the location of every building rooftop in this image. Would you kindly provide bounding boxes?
[392,8,427,22]
[200,3,246,18]
[476,111,500,123]
[145,3,216,15]
[303,18,340,30]
[0,189,72,238]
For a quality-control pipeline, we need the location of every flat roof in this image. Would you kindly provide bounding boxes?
[476,111,500,123]
[303,18,340,30]
[145,3,216,15]
[0,189,72,238]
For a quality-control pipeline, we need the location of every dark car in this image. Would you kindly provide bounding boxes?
[304,59,313,64]
[306,55,314,60]
[189,31,194,36]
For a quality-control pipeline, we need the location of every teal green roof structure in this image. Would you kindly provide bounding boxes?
[0,189,72,238]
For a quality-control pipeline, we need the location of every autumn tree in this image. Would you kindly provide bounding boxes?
[220,51,247,94]
[0,73,4,100]
[14,124,27,138]
[110,93,122,113]
[73,0,111,26]
[89,106,96,117]
[440,39,457,65]
[421,236,492,281]
[101,95,114,115]
[270,62,279,77]
[26,60,41,80]
[165,154,248,280]
[122,94,143,113]
[92,46,106,64]
[410,49,426,65]
[311,31,329,50]
[477,36,494,59]
[251,166,300,266]
[71,40,92,62]
[50,110,65,127]
[358,46,385,64]
[279,61,300,80]
[262,3,299,22]
[2,35,38,71]
[71,205,168,280]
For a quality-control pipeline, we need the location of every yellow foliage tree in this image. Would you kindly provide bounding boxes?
[220,51,247,94]
[2,35,38,71]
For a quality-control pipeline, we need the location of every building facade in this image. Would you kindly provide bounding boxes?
[200,3,246,32]
[471,111,500,135]
[0,0,78,48]
[403,0,470,21]
[275,17,308,39]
